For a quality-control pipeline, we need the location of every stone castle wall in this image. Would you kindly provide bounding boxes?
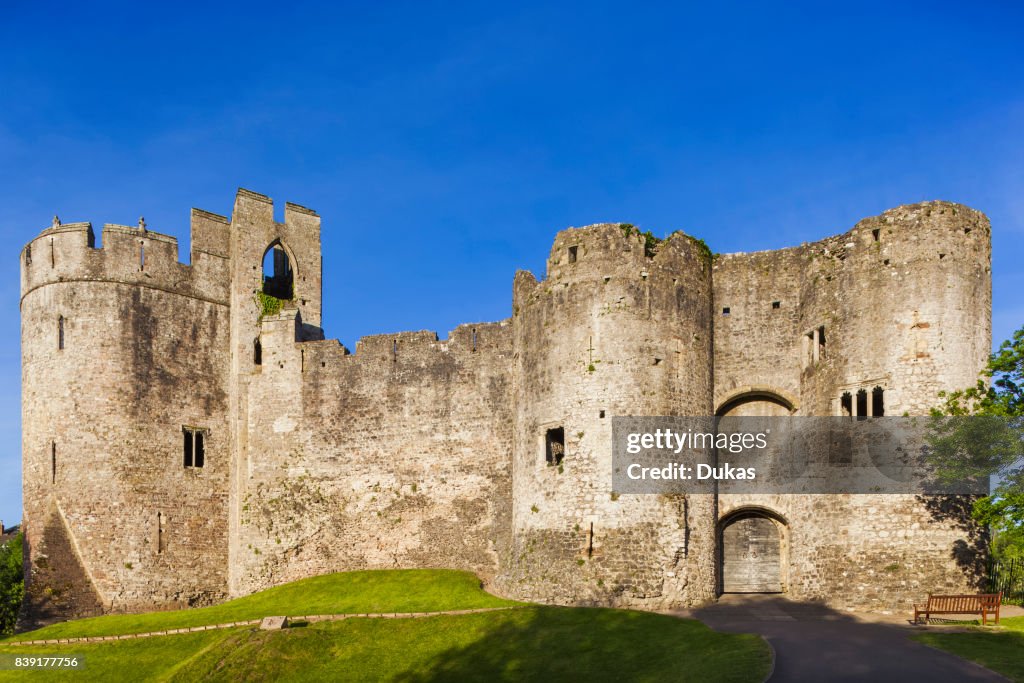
[19,191,993,625]
[231,318,513,595]
[712,202,991,611]
[20,216,231,624]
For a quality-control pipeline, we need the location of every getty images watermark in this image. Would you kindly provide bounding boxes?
[611,416,1019,495]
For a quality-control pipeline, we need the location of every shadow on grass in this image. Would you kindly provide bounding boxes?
[156,607,768,682]
[390,607,767,683]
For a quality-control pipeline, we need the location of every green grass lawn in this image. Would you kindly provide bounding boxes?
[912,615,1024,683]
[0,607,769,682]
[0,629,233,682]
[1,569,516,642]
[0,569,771,682]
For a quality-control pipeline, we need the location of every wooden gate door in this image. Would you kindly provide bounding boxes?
[721,515,782,593]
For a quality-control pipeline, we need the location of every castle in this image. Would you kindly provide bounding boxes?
[19,189,992,627]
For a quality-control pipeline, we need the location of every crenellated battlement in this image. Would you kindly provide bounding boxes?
[190,208,230,259]
[20,215,230,307]
[257,313,512,381]
[18,188,325,312]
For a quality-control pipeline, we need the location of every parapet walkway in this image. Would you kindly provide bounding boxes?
[5,607,521,646]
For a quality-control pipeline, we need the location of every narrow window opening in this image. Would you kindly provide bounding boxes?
[58,316,65,350]
[587,523,594,558]
[599,410,606,419]
[50,238,54,267]
[157,512,164,554]
[182,427,206,468]
[545,427,565,466]
[25,245,31,266]
[261,244,294,299]
[871,228,880,242]
[253,338,262,366]
[194,431,205,468]
[472,328,477,352]
[139,242,145,271]
[840,392,853,417]
[568,246,578,263]
[301,348,305,372]
[392,339,398,362]
[772,301,781,309]
[722,307,730,316]
[856,389,868,421]
[806,326,826,366]
[51,441,56,484]
[872,387,885,417]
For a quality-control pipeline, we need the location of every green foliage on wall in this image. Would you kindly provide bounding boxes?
[255,291,286,319]
[618,223,659,257]
[620,224,715,261]
[0,532,24,636]
[683,234,714,263]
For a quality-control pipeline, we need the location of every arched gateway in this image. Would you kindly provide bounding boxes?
[719,509,787,593]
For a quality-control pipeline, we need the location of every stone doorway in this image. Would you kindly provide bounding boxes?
[720,510,786,593]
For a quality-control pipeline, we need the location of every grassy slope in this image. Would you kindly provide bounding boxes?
[0,630,233,682]
[0,607,770,683]
[0,569,771,682]
[912,615,1024,683]
[1,569,516,642]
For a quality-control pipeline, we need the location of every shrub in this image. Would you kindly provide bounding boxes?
[0,532,24,636]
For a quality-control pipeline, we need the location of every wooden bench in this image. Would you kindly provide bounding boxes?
[913,593,1002,625]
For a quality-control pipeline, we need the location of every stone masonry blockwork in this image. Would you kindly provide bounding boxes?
[18,192,992,627]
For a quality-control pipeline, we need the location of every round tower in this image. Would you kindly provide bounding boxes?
[710,201,992,612]
[503,223,717,607]
[796,201,992,610]
[802,201,991,417]
[20,214,232,625]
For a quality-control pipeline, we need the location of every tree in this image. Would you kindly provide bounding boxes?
[931,326,1024,559]
[0,532,24,635]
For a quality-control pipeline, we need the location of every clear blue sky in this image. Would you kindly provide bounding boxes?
[1,1,1021,526]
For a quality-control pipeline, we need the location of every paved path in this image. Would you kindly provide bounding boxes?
[2,607,521,647]
[673,594,1011,683]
